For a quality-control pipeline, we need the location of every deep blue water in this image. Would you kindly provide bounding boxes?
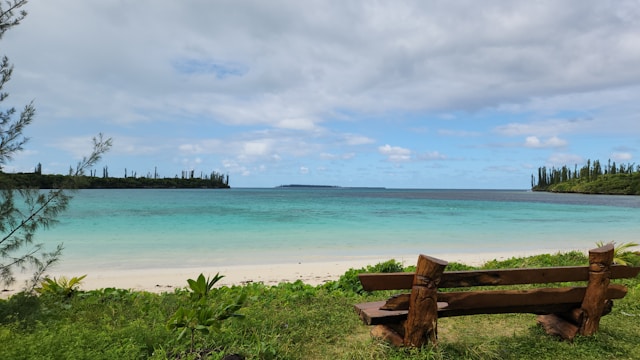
[37,188,640,272]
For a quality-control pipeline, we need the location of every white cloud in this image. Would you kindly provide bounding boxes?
[4,1,640,188]
[547,153,584,167]
[379,144,412,162]
[524,136,567,149]
[343,134,376,146]
[495,119,585,137]
[611,152,633,161]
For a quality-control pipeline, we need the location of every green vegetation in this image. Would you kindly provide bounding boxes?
[532,159,640,194]
[2,251,640,359]
[0,171,230,189]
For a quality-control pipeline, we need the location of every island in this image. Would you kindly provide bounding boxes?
[531,159,640,195]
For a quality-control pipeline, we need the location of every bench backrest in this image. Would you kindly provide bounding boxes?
[358,264,640,291]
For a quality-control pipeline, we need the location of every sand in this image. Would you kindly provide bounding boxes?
[1,248,572,298]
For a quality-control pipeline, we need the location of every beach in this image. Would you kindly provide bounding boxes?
[4,188,636,298]
[2,249,564,298]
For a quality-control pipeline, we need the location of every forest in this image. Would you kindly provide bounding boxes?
[0,165,230,189]
[531,159,640,195]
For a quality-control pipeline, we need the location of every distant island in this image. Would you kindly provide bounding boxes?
[0,167,230,189]
[276,184,341,188]
[276,184,386,189]
[531,159,640,195]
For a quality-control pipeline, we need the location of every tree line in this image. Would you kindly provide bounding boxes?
[3,165,230,189]
[532,159,640,195]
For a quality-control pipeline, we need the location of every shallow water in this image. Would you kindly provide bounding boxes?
[36,188,640,272]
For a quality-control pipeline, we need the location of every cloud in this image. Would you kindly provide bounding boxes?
[524,136,567,149]
[320,152,356,160]
[379,144,412,162]
[4,1,640,188]
[611,152,633,161]
[342,134,376,146]
[417,151,447,161]
[494,118,586,137]
[547,153,584,167]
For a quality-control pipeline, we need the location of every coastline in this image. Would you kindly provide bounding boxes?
[2,248,575,298]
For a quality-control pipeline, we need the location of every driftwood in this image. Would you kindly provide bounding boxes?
[354,244,639,347]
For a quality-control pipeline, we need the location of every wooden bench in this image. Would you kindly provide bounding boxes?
[354,244,640,347]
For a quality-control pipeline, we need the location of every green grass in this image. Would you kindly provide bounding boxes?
[1,252,640,359]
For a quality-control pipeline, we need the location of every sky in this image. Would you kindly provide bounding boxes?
[2,1,640,189]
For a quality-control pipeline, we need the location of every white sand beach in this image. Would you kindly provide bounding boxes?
[1,249,569,298]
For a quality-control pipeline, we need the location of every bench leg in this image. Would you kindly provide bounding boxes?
[403,254,448,347]
[580,244,614,335]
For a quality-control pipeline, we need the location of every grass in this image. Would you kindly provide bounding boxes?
[1,252,640,359]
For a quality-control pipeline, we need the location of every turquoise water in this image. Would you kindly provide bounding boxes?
[38,188,640,272]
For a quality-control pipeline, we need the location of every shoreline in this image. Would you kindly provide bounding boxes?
[1,248,578,298]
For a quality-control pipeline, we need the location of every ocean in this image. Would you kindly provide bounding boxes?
[37,188,640,273]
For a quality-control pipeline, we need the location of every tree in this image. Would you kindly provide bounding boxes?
[1,1,112,289]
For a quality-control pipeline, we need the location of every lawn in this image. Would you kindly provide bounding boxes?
[1,252,639,359]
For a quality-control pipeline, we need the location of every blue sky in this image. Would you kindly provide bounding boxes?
[3,1,640,188]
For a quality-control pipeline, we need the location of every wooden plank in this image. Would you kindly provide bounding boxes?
[356,301,585,325]
[355,301,406,326]
[357,298,620,325]
[380,284,627,311]
[358,265,640,291]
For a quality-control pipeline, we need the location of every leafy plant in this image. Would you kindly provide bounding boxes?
[35,274,86,298]
[167,273,246,355]
[187,273,224,301]
[595,241,640,266]
[324,259,406,294]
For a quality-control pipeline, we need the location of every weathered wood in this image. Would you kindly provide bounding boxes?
[580,243,614,335]
[370,325,404,347]
[537,314,580,341]
[381,284,627,311]
[403,255,448,347]
[355,301,408,325]
[358,265,640,291]
[556,307,584,326]
[357,301,618,325]
[355,246,638,347]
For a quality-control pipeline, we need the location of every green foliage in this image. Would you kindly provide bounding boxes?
[186,273,224,301]
[322,259,406,294]
[443,261,478,271]
[1,251,639,359]
[0,172,231,189]
[35,274,86,298]
[532,160,640,194]
[481,250,588,269]
[167,273,246,356]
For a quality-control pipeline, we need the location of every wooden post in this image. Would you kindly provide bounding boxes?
[580,243,614,335]
[403,254,448,347]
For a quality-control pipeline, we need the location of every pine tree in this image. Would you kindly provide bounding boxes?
[0,1,112,289]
